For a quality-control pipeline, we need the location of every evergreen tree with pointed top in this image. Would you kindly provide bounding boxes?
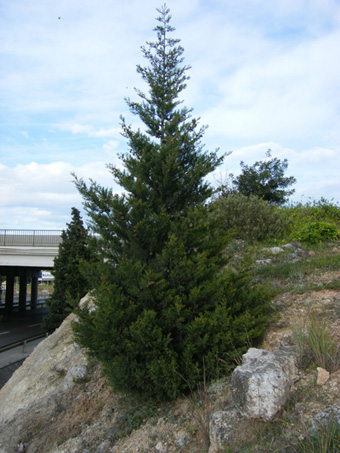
[73,6,271,400]
[42,207,94,333]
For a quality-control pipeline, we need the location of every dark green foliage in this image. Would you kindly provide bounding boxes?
[42,208,95,333]
[73,6,271,400]
[233,150,296,205]
[295,221,340,244]
[211,193,290,242]
[73,253,271,400]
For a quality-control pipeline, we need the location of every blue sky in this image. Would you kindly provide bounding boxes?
[1,0,340,230]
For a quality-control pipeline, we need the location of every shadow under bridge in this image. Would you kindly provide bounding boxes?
[0,229,62,313]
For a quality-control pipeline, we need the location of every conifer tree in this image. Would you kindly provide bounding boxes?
[42,207,94,333]
[73,6,271,400]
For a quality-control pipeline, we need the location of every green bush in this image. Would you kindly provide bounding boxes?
[211,193,290,242]
[282,198,340,238]
[295,221,340,244]
[306,197,340,222]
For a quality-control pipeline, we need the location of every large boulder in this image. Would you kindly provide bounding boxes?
[230,346,298,421]
[209,346,299,451]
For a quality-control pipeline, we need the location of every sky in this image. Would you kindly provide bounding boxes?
[1,0,340,230]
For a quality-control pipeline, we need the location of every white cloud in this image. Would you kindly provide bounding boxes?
[103,140,120,156]
[197,26,340,146]
[0,161,122,229]
[58,123,121,138]
[1,0,340,230]
[216,141,340,204]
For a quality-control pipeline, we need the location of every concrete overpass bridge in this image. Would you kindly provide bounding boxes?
[0,230,62,313]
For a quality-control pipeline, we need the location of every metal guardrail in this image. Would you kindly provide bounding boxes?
[0,229,62,247]
[0,297,49,310]
[0,333,47,354]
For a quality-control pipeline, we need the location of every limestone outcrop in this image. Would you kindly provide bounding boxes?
[209,346,299,452]
[231,346,299,421]
[0,295,91,453]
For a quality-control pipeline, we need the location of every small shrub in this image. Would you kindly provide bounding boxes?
[211,193,290,242]
[295,221,339,244]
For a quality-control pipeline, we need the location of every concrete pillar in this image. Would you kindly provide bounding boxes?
[19,273,27,312]
[31,276,38,310]
[5,274,14,313]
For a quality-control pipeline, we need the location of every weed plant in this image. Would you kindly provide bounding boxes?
[296,413,340,452]
[293,312,340,373]
[187,378,212,450]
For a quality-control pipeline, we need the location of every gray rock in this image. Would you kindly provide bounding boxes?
[230,347,298,421]
[281,243,295,250]
[310,406,340,431]
[155,441,167,452]
[175,436,191,447]
[96,440,112,452]
[64,364,88,387]
[256,259,272,265]
[209,405,242,452]
[268,247,285,255]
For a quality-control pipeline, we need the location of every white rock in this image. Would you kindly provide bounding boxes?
[316,367,330,386]
[230,347,298,421]
[256,259,272,265]
[263,247,284,255]
[155,441,167,452]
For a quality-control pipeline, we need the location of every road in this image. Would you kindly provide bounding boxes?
[0,337,44,370]
[0,307,48,348]
[0,308,49,387]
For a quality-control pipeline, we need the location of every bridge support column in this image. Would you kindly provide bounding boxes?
[31,276,38,310]
[5,274,14,313]
[19,272,27,312]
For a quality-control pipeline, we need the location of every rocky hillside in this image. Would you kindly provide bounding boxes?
[1,242,340,452]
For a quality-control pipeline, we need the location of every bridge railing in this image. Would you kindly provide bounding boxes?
[0,229,63,247]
